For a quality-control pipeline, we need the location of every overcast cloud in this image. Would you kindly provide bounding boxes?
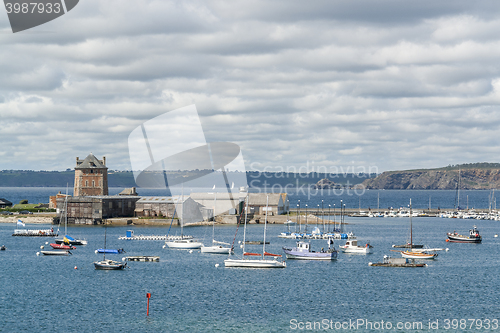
[1,1,500,174]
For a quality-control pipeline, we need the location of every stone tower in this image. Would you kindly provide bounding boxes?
[74,153,108,196]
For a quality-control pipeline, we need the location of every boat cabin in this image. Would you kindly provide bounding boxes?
[295,241,311,252]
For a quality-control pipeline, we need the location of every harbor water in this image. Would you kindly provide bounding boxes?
[0,188,499,332]
[0,217,499,332]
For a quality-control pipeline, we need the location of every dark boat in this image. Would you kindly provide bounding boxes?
[54,235,88,246]
[392,243,424,249]
[447,226,482,243]
[0,245,6,250]
[369,256,426,267]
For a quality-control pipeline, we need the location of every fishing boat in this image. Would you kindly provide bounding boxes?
[94,228,127,270]
[50,243,76,250]
[0,245,5,250]
[225,195,286,268]
[369,255,426,267]
[447,226,482,243]
[41,250,72,256]
[400,199,437,260]
[201,193,233,254]
[339,238,371,254]
[283,238,337,260]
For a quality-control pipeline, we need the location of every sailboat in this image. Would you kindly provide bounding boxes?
[224,195,286,268]
[164,194,203,249]
[201,193,233,254]
[400,199,437,260]
[54,187,87,246]
[94,228,127,270]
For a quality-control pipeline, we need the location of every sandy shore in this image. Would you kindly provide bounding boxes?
[0,216,55,224]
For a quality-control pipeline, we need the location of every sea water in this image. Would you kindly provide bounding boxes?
[0,214,499,332]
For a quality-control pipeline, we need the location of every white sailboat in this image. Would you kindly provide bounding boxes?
[224,195,286,268]
[201,193,233,254]
[165,194,203,249]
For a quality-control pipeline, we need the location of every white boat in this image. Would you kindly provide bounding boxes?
[165,237,203,249]
[283,239,337,260]
[225,195,286,268]
[164,194,202,249]
[339,238,371,254]
[200,193,233,254]
[41,250,72,256]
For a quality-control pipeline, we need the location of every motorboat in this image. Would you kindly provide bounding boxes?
[447,226,482,243]
[41,250,72,256]
[50,243,76,250]
[165,238,204,249]
[339,239,371,254]
[283,239,337,260]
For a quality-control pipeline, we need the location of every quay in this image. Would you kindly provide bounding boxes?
[12,229,58,237]
[118,230,193,241]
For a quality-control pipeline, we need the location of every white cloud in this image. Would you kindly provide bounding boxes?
[2,1,500,172]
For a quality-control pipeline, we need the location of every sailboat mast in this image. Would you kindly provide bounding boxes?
[212,192,216,243]
[103,227,107,260]
[410,199,412,251]
[64,184,68,236]
[263,195,269,259]
[242,195,248,256]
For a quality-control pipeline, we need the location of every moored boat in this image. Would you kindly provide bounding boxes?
[369,255,426,267]
[339,238,371,254]
[50,243,76,250]
[94,228,127,270]
[96,248,125,254]
[41,250,72,256]
[447,226,482,243]
[225,195,286,268]
[94,259,127,270]
[283,238,337,260]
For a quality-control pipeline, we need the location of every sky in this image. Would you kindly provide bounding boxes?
[2,1,500,174]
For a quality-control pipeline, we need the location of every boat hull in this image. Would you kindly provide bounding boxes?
[41,250,71,256]
[50,243,76,250]
[340,247,370,254]
[283,248,337,260]
[401,251,437,259]
[55,239,87,246]
[224,258,286,268]
[165,240,203,249]
[201,246,232,254]
[94,260,127,270]
[447,235,481,243]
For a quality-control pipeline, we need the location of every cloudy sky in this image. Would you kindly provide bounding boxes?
[1,1,500,174]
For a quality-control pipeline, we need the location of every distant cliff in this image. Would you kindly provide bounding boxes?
[362,164,500,189]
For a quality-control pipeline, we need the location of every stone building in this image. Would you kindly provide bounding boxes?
[74,153,108,196]
[247,193,288,215]
[134,196,207,224]
[56,195,140,225]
